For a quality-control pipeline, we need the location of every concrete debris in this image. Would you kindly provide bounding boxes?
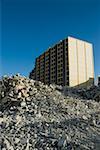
[0,74,100,150]
[63,85,100,102]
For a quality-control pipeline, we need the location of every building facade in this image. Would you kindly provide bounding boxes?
[98,76,100,86]
[29,36,94,87]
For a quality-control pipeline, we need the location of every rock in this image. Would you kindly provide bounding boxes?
[63,85,100,102]
[9,91,14,97]
[55,85,63,91]
[17,92,22,98]
[57,138,66,147]
[82,115,88,120]
[21,89,29,98]
[16,85,25,90]
[0,117,3,123]
[20,101,26,107]
[15,138,20,144]
[26,97,31,101]
[20,138,27,144]
[36,111,42,118]
[2,148,6,150]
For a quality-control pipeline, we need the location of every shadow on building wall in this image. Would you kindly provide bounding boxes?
[72,78,94,89]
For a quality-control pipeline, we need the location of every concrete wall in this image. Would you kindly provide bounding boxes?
[68,37,78,86]
[68,36,94,87]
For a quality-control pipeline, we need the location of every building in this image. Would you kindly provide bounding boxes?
[98,76,100,86]
[29,36,94,87]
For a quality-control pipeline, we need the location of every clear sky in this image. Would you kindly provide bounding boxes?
[1,0,100,78]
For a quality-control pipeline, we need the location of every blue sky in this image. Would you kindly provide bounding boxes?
[1,0,100,78]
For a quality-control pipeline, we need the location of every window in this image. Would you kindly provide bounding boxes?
[45,56,49,60]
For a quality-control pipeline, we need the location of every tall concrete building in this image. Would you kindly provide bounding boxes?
[98,76,100,86]
[30,36,94,87]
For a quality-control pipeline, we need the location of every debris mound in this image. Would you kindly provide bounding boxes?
[0,74,100,150]
[63,85,100,102]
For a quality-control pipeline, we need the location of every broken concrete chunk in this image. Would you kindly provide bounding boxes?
[20,101,26,107]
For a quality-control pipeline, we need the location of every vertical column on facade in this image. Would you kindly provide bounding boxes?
[55,45,58,84]
[76,40,79,86]
[84,43,87,83]
[35,68,36,80]
[49,49,51,84]
[34,66,36,80]
[39,56,40,81]
[92,45,94,85]
[44,53,46,84]
[35,58,37,80]
[66,39,69,86]
[63,40,66,86]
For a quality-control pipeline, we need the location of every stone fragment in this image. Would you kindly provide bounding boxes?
[21,89,29,97]
[0,117,3,123]
[17,92,22,98]
[20,138,27,144]
[15,138,20,144]
[57,138,66,147]
[82,115,88,120]
[20,101,26,107]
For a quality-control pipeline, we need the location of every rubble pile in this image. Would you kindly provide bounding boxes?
[0,74,100,150]
[63,85,100,102]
